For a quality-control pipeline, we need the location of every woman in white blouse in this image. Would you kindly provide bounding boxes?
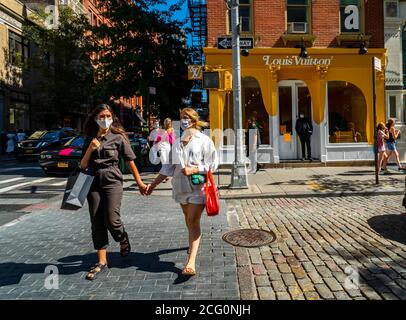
[147,108,218,276]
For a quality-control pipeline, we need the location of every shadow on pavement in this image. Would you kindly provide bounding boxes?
[367,214,406,245]
[267,178,402,193]
[0,247,192,287]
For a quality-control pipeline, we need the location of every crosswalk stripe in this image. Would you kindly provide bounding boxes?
[0,177,25,185]
[50,181,67,186]
[0,167,41,173]
[0,178,54,194]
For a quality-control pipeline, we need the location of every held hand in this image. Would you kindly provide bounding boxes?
[182,166,198,176]
[145,184,154,196]
[138,183,148,195]
[90,138,101,151]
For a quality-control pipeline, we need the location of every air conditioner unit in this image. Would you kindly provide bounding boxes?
[288,22,307,34]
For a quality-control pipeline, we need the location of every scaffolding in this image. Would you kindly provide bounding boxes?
[188,0,208,104]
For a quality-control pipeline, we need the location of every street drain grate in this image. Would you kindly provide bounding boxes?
[222,229,277,248]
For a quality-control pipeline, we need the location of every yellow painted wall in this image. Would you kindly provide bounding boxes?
[0,0,24,16]
[0,24,8,79]
[204,48,387,145]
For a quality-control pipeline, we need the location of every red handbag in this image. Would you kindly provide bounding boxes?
[205,169,220,216]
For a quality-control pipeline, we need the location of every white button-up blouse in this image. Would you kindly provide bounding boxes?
[159,131,219,195]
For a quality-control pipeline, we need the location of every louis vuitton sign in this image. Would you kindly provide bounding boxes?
[263,55,334,67]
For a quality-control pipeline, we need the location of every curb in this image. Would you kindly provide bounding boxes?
[220,190,405,200]
[225,204,258,300]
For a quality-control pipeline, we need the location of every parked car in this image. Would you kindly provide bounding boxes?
[15,128,78,162]
[39,135,84,175]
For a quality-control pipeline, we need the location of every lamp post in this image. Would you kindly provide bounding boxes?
[228,0,248,189]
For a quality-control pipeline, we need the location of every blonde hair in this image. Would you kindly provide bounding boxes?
[164,118,172,130]
[377,122,386,131]
[180,107,208,130]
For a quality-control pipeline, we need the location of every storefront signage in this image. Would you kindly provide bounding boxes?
[188,65,203,80]
[263,55,334,67]
[217,37,254,50]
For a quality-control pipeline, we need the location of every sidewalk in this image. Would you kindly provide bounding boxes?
[141,165,406,199]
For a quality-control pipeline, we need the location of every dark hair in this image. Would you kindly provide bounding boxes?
[83,104,127,139]
[387,118,395,129]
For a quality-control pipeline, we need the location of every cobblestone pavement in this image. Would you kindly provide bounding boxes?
[227,195,406,300]
[0,195,238,300]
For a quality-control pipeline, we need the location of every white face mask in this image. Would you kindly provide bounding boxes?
[299,114,304,118]
[154,122,160,129]
[96,117,113,129]
[181,119,192,130]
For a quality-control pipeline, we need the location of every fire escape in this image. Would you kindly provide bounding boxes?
[188,0,208,106]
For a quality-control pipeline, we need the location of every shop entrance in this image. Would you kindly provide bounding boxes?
[277,80,313,160]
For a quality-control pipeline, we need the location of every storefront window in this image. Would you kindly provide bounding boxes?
[242,77,269,145]
[9,91,30,132]
[389,96,397,119]
[228,0,252,34]
[328,81,367,143]
[340,0,362,33]
[385,1,399,18]
[403,26,406,89]
[287,0,310,34]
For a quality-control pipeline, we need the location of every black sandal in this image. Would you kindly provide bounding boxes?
[85,263,108,281]
[120,232,131,257]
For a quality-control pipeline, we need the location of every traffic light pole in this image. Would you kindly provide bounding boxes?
[229,0,249,189]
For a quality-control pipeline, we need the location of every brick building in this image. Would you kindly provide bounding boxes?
[204,0,387,164]
[0,0,41,134]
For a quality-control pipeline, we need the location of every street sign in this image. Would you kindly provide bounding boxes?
[148,86,156,95]
[217,37,254,50]
[374,57,382,72]
[188,65,203,80]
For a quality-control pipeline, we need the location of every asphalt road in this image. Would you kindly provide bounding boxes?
[0,159,69,226]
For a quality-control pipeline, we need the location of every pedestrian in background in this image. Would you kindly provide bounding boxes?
[377,122,389,173]
[157,118,175,182]
[383,119,405,171]
[0,131,7,155]
[148,119,164,172]
[146,108,218,276]
[295,111,313,161]
[79,103,148,280]
[17,129,27,142]
[246,115,261,173]
[6,130,17,156]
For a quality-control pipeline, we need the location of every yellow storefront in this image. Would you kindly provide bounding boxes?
[204,48,387,163]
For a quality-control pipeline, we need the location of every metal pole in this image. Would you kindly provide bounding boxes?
[229,0,248,189]
[372,57,379,185]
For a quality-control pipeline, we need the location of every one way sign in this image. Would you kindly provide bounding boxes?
[217,37,254,50]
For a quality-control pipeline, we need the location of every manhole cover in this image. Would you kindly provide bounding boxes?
[222,229,277,248]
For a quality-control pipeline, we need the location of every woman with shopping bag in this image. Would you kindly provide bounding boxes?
[80,104,148,280]
[146,108,219,276]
